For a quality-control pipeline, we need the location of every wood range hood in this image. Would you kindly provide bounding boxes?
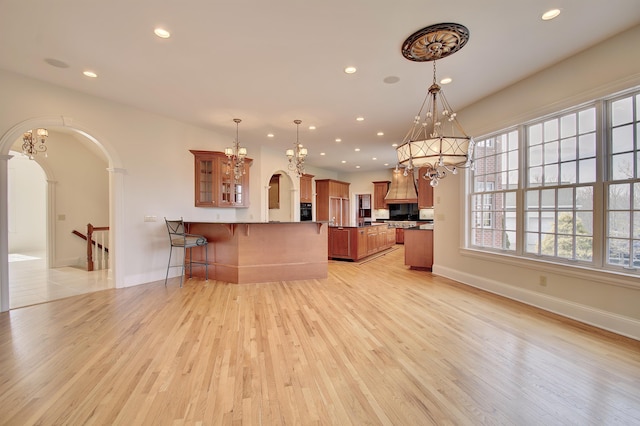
[384,169,418,204]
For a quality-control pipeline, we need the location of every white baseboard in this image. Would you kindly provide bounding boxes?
[433,265,640,341]
[53,257,81,268]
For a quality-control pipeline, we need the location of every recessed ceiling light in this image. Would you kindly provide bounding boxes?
[154,28,171,38]
[391,143,398,147]
[354,148,360,152]
[335,138,342,142]
[344,66,357,74]
[341,160,346,164]
[320,152,326,156]
[83,70,98,78]
[267,133,274,138]
[541,9,561,20]
[377,132,384,136]
[356,116,364,122]
[308,125,316,130]
[372,157,377,161]
[384,163,389,166]
[356,165,361,169]
[440,77,452,85]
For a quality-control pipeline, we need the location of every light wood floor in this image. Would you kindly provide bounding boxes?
[0,246,639,425]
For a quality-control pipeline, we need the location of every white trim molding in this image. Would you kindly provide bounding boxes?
[433,264,640,341]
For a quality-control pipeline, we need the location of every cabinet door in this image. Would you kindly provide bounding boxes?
[387,227,396,246]
[330,228,352,258]
[193,152,218,207]
[219,155,250,207]
[367,227,378,254]
[300,174,314,203]
[373,181,390,209]
[418,168,434,208]
[357,228,368,259]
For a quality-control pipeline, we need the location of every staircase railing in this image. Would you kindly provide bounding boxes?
[71,223,109,271]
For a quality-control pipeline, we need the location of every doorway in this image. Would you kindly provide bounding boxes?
[0,118,123,311]
[268,171,294,222]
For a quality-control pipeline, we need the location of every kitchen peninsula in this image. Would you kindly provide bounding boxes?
[185,221,327,284]
[404,223,434,270]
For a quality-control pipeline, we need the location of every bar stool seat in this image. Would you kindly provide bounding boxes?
[164,218,208,286]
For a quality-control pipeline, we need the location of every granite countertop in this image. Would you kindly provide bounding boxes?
[405,223,434,231]
[329,223,388,228]
[185,221,327,225]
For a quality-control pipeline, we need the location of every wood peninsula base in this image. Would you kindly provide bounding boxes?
[403,226,434,270]
[185,222,328,284]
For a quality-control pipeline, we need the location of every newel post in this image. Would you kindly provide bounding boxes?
[87,223,94,271]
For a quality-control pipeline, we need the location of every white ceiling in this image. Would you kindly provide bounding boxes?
[1,0,639,173]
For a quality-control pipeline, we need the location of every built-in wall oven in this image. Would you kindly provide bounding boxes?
[300,202,313,221]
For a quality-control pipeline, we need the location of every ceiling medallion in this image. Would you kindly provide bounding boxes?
[401,23,470,62]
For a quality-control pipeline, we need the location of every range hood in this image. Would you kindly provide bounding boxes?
[384,170,418,203]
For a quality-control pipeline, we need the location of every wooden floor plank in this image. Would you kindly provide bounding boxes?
[0,246,639,425]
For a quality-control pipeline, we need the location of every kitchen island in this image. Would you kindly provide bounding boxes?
[403,224,434,270]
[185,221,327,284]
[328,223,395,261]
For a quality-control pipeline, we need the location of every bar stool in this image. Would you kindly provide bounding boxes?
[164,218,209,286]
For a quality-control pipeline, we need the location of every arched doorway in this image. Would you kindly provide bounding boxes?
[0,117,125,311]
[267,171,295,222]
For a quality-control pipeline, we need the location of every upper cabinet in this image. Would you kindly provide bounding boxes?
[372,181,390,209]
[300,173,314,203]
[417,168,434,208]
[190,150,252,208]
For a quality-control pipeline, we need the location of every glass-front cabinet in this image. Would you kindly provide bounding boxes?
[190,150,252,208]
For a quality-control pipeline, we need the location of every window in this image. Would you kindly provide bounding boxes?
[525,108,596,262]
[469,131,518,251]
[467,87,640,276]
[606,94,640,269]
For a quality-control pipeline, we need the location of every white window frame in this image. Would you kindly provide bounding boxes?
[466,86,640,280]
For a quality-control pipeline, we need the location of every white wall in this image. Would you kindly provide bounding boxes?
[7,153,46,253]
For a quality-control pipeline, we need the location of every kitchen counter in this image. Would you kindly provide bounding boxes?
[406,223,434,230]
[328,223,395,261]
[404,224,434,270]
[329,223,388,229]
[184,221,328,283]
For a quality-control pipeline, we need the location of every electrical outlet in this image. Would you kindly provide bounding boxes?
[539,276,547,287]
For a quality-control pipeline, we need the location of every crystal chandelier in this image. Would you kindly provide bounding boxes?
[396,23,475,187]
[224,118,247,182]
[22,128,48,159]
[286,119,308,177]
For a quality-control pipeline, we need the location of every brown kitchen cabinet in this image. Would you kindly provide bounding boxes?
[417,167,434,208]
[191,150,252,208]
[404,228,434,270]
[357,227,368,259]
[328,224,393,261]
[316,179,350,226]
[300,173,314,203]
[395,228,405,244]
[372,181,390,209]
